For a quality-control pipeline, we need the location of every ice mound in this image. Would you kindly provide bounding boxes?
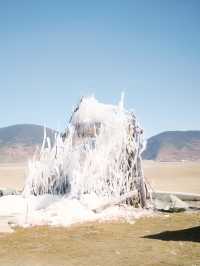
[0,95,151,229]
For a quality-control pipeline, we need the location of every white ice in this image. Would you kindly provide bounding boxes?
[0,95,150,229]
[0,194,152,228]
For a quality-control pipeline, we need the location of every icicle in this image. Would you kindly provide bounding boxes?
[118,91,125,110]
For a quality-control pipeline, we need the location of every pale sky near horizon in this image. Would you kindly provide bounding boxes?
[0,0,199,137]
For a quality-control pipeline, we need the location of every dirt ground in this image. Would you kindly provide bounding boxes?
[0,212,199,266]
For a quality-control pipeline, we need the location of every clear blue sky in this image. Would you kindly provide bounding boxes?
[0,0,199,137]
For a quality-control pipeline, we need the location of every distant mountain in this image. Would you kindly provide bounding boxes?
[1,125,200,163]
[142,131,200,161]
[0,124,56,163]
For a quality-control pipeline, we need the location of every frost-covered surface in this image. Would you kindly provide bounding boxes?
[0,194,153,228]
[0,95,151,229]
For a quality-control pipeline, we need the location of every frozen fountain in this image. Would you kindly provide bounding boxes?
[0,95,153,229]
[24,95,149,208]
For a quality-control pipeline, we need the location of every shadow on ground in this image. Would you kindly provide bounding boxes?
[143,226,200,243]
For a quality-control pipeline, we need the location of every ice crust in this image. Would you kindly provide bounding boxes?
[0,194,151,227]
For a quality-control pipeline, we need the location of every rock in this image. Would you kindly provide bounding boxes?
[152,191,200,201]
[154,194,188,212]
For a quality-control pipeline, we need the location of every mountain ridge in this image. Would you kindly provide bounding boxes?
[142,130,200,161]
[0,124,56,163]
[0,124,200,162]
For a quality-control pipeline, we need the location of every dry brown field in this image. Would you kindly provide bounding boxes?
[143,160,200,194]
[0,212,199,266]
